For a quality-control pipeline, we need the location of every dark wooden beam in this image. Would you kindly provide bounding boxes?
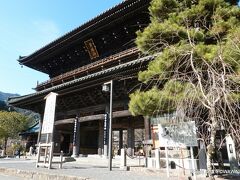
[55,110,132,125]
[80,114,104,123]
[55,118,75,125]
[56,101,128,117]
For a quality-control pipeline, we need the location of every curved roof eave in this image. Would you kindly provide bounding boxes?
[18,0,149,65]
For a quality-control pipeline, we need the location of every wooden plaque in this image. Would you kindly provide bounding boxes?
[84,39,99,60]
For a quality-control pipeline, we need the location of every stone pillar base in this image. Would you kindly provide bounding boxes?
[71,146,79,158]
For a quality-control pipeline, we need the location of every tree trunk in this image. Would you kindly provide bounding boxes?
[144,116,151,158]
[4,137,7,155]
[206,119,218,178]
[216,150,224,170]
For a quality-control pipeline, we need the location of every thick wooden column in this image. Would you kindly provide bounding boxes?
[144,116,151,140]
[72,117,80,157]
[127,121,134,156]
[119,129,123,151]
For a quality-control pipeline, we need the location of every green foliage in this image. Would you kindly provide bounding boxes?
[12,144,24,152]
[130,0,240,116]
[129,80,199,116]
[194,44,218,62]
[223,27,240,73]
[129,87,170,116]
[0,111,28,140]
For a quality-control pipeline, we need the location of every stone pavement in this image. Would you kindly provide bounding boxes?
[0,174,24,180]
[0,157,165,180]
[0,156,238,180]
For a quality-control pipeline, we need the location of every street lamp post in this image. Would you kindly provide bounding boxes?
[102,80,113,171]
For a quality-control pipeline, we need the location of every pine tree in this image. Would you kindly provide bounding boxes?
[129,0,240,175]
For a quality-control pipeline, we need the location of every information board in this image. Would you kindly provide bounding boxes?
[158,121,198,147]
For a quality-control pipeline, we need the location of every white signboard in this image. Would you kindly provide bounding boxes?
[158,121,198,147]
[41,92,58,134]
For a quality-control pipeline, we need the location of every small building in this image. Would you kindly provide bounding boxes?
[19,122,39,151]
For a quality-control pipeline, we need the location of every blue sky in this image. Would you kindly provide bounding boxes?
[0,0,122,95]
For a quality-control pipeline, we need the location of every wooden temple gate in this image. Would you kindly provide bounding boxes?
[9,0,152,157]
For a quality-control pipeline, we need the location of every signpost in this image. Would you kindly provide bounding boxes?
[41,92,58,135]
[158,121,198,147]
[36,92,58,169]
[158,121,198,180]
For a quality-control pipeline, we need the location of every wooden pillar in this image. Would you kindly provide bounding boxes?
[144,116,151,140]
[98,120,104,155]
[72,117,80,157]
[127,123,134,156]
[119,129,123,151]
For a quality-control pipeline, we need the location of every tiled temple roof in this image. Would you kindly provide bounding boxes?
[9,55,153,105]
[19,0,150,66]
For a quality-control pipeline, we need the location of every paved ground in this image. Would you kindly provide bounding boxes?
[0,156,238,180]
[0,174,24,180]
[0,157,169,180]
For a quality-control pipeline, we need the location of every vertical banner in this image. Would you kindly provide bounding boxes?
[103,113,109,145]
[41,92,58,134]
